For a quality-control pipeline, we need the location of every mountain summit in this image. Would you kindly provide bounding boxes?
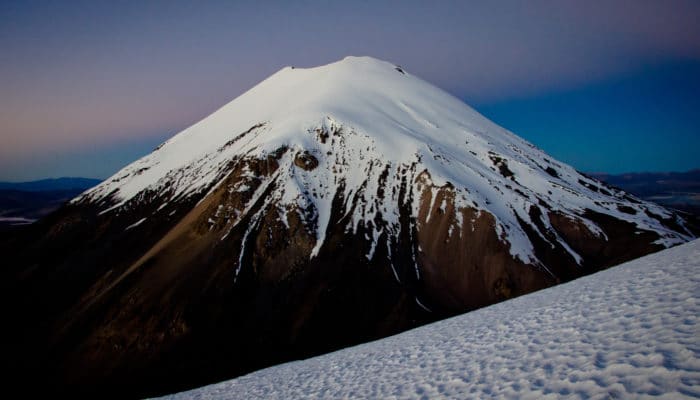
[6,56,696,398]
[79,55,691,267]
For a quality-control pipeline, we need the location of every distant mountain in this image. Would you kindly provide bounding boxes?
[4,57,695,398]
[590,170,700,216]
[0,178,100,229]
[0,177,101,192]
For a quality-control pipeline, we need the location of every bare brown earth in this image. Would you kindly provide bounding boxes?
[2,154,693,399]
[413,175,552,312]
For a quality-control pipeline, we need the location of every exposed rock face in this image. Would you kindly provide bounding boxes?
[3,56,696,399]
[294,151,319,170]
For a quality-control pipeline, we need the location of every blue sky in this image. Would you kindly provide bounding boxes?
[1,1,699,181]
[475,60,700,173]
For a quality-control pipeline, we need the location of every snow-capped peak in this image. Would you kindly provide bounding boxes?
[77,56,511,204]
[75,56,693,265]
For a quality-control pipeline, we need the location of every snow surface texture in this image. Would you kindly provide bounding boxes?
[163,240,700,400]
[74,56,691,266]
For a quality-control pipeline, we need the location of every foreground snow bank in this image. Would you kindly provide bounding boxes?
[163,240,700,399]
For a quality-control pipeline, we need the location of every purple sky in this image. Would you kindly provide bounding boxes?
[1,1,699,181]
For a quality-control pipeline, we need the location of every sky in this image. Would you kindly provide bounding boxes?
[1,0,699,181]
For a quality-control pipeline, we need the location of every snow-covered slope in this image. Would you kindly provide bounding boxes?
[75,56,691,267]
[164,239,700,400]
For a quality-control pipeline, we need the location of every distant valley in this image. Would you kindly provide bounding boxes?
[591,169,700,216]
[0,178,100,230]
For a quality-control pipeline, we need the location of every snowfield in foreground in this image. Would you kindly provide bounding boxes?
[164,240,700,399]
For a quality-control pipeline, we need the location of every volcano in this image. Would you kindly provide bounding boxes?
[4,56,695,398]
